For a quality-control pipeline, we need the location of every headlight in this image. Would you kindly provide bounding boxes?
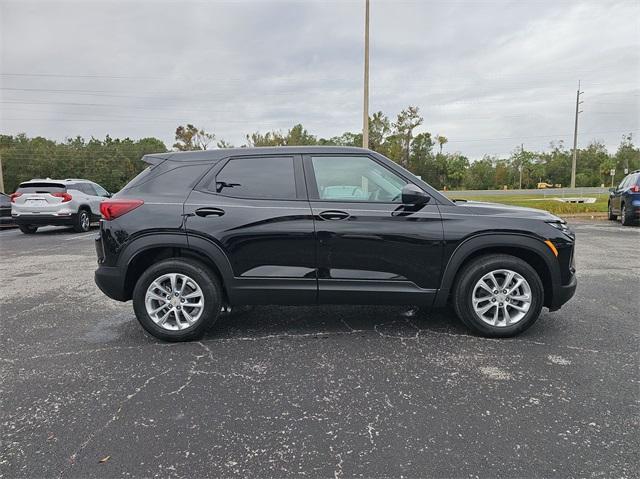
[546,220,573,238]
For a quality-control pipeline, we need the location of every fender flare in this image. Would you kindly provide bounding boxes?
[116,232,235,293]
[433,233,560,307]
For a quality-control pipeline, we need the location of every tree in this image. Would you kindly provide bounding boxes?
[393,106,423,167]
[445,153,470,189]
[464,157,497,190]
[436,135,448,154]
[173,124,215,151]
[216,139,234,149]
[409,132,435,180]
[369,111,392,152]
[284,124,317,145]
[614,133,640,183]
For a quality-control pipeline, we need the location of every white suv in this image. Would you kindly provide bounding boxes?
[11,178,111,234]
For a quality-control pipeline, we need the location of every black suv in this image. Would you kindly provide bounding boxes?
[95,147,576,341]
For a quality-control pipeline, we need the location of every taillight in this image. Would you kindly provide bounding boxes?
[100,199,144,220]
[52,192,72,202]
[10,192,22,203]
[631,185,640,193]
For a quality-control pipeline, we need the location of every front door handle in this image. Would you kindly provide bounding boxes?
[195,207,225,217]
[318,210,350,220]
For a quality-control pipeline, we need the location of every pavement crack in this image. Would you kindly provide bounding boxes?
[58,369,170,478]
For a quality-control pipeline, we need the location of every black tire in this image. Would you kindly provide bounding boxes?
[19,225,38,234]
[452,254,544,338]
[73,209,91,232]
[132,258,222,342]
[607,202,617,221]
[620,203,636,226]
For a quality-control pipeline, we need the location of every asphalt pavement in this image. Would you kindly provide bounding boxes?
[1,221,638,478]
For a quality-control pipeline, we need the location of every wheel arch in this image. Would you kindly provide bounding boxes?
[118,234,234,302]
[435,234,560,308]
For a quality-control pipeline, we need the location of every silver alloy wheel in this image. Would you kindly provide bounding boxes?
[144,273,204,331]
[80,211,90,231]
[472,269,532,327]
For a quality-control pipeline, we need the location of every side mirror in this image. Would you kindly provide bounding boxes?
[401,184,430,205]
[104,192,112,198]
[608,187,615,194]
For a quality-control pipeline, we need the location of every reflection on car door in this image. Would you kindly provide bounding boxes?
[303,154,443,306]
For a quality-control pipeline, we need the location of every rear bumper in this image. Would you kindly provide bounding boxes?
[95,265,128,301]
[12,213,77,226]
[0,215,16,227]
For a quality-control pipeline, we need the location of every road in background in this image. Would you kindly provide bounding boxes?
[1,222,638,478]
[444,186,608,196]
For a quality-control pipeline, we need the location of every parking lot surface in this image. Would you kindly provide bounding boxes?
[1,221,638,478]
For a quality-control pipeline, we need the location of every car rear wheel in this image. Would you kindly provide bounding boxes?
[73,209,91,232]
[453,254,544,337]
[19,225,38,234]
[608,202,617,221]
[132,259,222,341]
[620,203,636,226]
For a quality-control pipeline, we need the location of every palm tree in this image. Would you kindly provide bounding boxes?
[436,135,448,155]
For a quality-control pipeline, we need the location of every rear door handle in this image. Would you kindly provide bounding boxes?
[318,210,350,220]
[195,207,225,217]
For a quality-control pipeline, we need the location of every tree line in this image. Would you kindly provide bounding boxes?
[1,105,638,193]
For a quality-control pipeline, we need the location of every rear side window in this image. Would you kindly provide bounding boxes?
[93,184,110,196]
[123,162,214,195]
[17,182,66,194]
[69,183,96,195]
[213,157,296,200]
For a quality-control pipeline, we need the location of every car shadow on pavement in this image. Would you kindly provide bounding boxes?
[200,304,470,341]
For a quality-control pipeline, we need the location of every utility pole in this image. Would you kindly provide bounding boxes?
[570,81,583,189]
[362,0,370,149]
[0,156,4,193]
[519,143,524,189]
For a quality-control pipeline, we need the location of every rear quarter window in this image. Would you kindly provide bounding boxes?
[122,162,215,196]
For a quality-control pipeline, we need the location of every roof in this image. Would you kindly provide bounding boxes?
[142,146,373,164]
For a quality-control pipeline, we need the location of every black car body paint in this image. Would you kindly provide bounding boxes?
[95,147,576,317]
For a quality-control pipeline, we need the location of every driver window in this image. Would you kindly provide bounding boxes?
[311,156,407,203]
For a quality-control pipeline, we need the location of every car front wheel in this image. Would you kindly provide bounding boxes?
[453,254,544,337]
[132,259,222,341]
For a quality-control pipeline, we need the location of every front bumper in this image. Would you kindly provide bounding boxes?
[12,213,77,226]
[549,273,577,311]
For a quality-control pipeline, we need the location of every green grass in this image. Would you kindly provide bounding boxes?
[443,193,609,215]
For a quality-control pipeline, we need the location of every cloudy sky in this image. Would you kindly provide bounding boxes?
[1,0,639,158]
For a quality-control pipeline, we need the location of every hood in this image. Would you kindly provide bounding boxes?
[453,199,562,222]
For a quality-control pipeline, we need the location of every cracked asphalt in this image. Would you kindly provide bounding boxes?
[1,221,638,478]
